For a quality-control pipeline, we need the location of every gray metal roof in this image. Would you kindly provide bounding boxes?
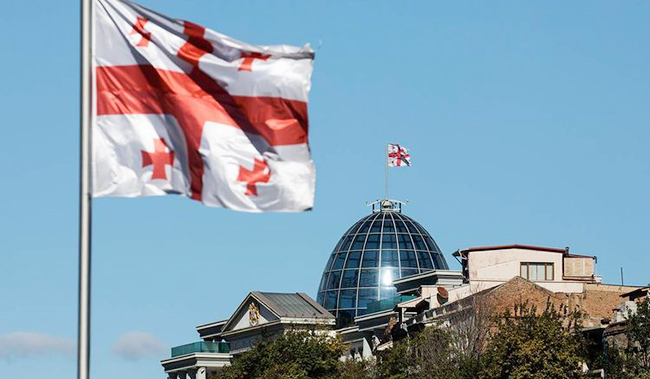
[252,292,334,319]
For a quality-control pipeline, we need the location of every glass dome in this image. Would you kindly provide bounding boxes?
[316,201,449,327]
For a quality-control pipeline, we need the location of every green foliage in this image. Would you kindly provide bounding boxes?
[373,327,480,379]
[479,302,586,379]
[627,297,650,370]
[210,300,650,379]
[603,298,650,379]
[212,331,344,379]
[375,339,410,379]
[337,358,376,379]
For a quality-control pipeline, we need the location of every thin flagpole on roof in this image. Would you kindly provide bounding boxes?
[78,0,93,378]
[385,143,389,200]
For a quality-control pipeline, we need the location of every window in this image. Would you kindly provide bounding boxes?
[412,235,427,250]
[520,262,554,281]
[397,234,413,249]
[357,288,378,308]
[381,233,397,249]
[341,270,359,288]
[365,234,380,249]
[417,252,433,269]
[381,250,399,267]
[400,250,418,268]
[351,235,367,250]
[359,269,378,287]
[339,289,357,308]
[345,252,361,269]
[361,251,379,267]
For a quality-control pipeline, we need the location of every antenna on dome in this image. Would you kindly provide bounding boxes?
[367,199,408,213]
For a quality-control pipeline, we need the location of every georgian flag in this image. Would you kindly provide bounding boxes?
[92,0,315,212]
[387,144,411,167]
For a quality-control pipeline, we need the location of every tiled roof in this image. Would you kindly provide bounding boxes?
[253,292,334,319]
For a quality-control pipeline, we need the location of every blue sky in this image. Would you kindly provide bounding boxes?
[1,1,649,378]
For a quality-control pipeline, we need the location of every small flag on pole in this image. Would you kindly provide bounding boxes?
[387,143,411,167]
[92,0,316,212]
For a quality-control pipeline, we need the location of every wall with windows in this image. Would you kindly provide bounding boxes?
[467,248,563,283]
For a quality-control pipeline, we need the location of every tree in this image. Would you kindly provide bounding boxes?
[626,297,650,371]
[212,331,344,379]
[604,297,650,379]
[479,302,586,379]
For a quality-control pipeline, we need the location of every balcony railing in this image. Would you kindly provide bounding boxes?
[171,341,230,357]
[366,295,417,314]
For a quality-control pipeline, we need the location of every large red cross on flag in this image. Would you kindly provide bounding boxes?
[92,0,315,212]
[387,144,411,167]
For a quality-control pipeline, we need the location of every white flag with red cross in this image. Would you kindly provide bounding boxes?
[387,144,411,167]
[92,0,315,212]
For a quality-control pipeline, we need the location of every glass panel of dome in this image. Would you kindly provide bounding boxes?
[340,235,353,252]
[317,292,325,305]
[370,215,383,233]
[394,219,408,233]
[351,235,366,250]
[380,267,398,286]
[380,286,397,299]
[358,220,371,233]
[357,288,378,308]
[432,253,448,269]
[319,273,329,291]
[414,222,430,235]
[332,237,345,254]
[324,290,338,309]
[345,251,361,269]
[361,251,379,267]
[397,234,413,249]
[382,218,395,233]
[359,269,378,287]
[365,234,380,249]
[400,250,417,267]
[417,252,433,269]
[402,268,418,277]
[339,289,356,308]
[332,253,347,270]
[341,270,359,288]
[424,236,441,252]
[381,233,397,249]
[405,220,419,234]
[324,253,336,271]
[412,235,427,250]
[380,250,399,268]
[327,271,341,289]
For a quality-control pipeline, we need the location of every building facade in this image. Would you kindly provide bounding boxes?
[161,201,641,377]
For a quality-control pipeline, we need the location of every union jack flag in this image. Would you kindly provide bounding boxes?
[387,144,411,167]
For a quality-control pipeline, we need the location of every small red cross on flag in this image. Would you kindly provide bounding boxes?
[237,159,271,196]
[238,52,271,72]
[92,0,315,212]
[388,144,412,167]
[130,17,151,47]
[141,138,174,180]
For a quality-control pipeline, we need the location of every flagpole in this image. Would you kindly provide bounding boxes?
[79,0,92,378]
[385,143,389,200]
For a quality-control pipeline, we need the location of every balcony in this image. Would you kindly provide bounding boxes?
[171,341,230,357]
[366,295,417,314]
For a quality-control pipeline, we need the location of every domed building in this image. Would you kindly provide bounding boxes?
[316,200,450,326]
